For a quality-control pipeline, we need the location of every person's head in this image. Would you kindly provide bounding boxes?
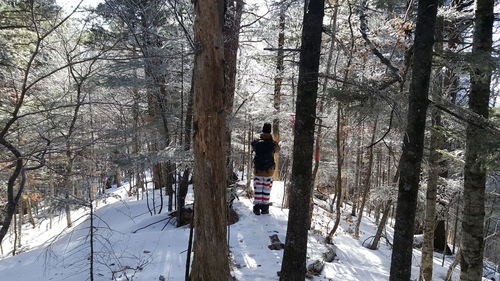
[262,122,272,134]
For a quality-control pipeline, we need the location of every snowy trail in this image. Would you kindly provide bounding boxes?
[0,180,465,281]
[230,181,288,281]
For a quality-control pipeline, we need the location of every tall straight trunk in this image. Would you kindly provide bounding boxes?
[223,0,244,183]
[460,0,494,279]
[177,168,190,227]
[26,196,35,228]
[312,5,338,186]
[189,0,231,279]
[351,135,362,217]
[279,1,324,280]
[141,14,172,197]
[63,157,74,228]
[246,122,254,195]
[389,0,438,278]
[272,5,285,181]
[420,31,445,280]
[184,69,194,151]
[354,118,378,238]
[326,103,344,242]
[17,197,22,248]
[13,205,17,255]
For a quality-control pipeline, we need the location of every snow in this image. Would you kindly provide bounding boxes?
[0,179,470,281]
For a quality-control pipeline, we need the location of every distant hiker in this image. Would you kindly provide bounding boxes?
[251,122,280,215]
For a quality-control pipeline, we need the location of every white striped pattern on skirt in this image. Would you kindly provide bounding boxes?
[253,176,273,205]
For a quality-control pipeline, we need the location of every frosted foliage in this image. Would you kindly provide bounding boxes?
[370,184,398,203]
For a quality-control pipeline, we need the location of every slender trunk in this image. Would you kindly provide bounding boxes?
[371,167,400,249]
[64,175,73,227]
[460,0,493,279]
[420,80,444,281]
[452,193,460,254]
[89,188,94,281]
[351,136,362,217]
[279,1,324,280]
[272,4,285,181]
[369,200,392,250]
[223,0,243,184]
[245,122,253,195]
[180,46,185,147]
[49,184,54,229]
[312,4,338,186]
[326,103,344,242]
[177,168,190,227]
[17,197,22,248]
[184,70,194,151]
[26,196,35,228]
[446,248,461,281]
[354,118,378,238]
[13,205,17,255]
[389,0,438,277]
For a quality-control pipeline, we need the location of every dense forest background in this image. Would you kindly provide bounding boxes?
[0,0,498,280]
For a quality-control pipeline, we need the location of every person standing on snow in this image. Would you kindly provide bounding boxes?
[251,122,280,215]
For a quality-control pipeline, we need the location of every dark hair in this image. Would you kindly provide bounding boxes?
[262,123,272,133]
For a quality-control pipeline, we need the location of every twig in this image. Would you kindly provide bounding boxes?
[358,1,402,81]
[366,104,395,148]
[132,217,171,233]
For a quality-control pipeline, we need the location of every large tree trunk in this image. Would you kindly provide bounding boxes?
[460,0,494,279]
[189,0,231,280]
[389,0,438,278]
[279,1,324,280]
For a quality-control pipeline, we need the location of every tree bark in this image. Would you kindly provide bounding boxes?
[223,0,243,184]
[279,0,324,280]
[354,118,378,238]
[184,70,194,151]
[389,0,438,278]
[189,0,231,279]
[312,5,338,187]
[369,200,392,250]
[351,136,363,217]
[420,86,445,281]
[326,103,344,242]
[272,5,285,181]
[177,168,190,227]
[460,0,494,279]
[446,248,461,281]
[370,167,399,250]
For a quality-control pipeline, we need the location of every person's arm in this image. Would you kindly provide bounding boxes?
[273,141,280,153]
[251,139,257,152]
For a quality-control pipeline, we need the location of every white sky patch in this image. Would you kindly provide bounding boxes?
[56,0,102,11]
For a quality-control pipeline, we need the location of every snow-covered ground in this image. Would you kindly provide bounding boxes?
[0,179,474,280]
